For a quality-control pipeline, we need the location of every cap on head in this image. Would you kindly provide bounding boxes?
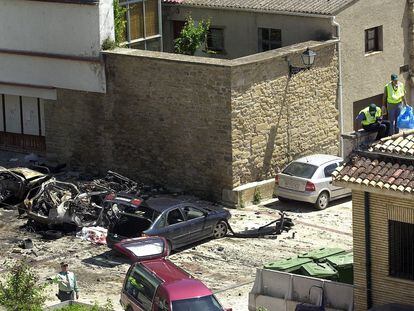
[60,262,68,267]
[391,73,398,81]
[369,103,377,113]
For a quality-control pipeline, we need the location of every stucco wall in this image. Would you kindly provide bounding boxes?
[45,41,339,200]
[336,0,410,132]
[230,44,339,186]
[352,191,414,311]
[0,0,113,95]
[162,6,332,59]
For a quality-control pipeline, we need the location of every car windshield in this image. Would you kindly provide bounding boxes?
[283,162,318,179]
[172,295,223,311]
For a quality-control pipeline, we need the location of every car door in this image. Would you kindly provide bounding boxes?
[157,208,189,248]
[122,263,161,311]
[181,205,209,242]
[323,162,343,199]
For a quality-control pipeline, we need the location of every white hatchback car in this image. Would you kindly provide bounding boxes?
[275,154,351,209]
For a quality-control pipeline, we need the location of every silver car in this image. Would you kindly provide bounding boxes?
[275,154,350,209]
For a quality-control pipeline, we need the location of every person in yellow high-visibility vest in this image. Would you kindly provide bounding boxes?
[383,73,407,135]
[356,103,390,140]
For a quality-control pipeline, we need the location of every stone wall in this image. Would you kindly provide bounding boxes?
[46,52,233,200]
[230,43,339,187]
[45,40,339,200]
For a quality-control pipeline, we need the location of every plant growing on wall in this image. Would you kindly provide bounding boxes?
[174,16,210,55]
[113,0,127,45]
[0,261,46,311]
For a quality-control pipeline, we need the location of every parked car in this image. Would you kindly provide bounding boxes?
[116,236,232,311]
[275,154,350,209]
[106,195,231,250]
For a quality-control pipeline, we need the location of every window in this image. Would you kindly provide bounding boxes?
[167,208,185,225]
[182,206,205,220]
[258,28,281,52]
[389,220,414,280]
[365,26,382,53]
[125,265,160,310]
[120,0,161,49]
[172,295,223,311]
[282,162,318,179]
[324,163,338,178]
[207,28,224,52]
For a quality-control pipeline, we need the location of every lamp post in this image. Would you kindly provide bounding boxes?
[288,48,317,76]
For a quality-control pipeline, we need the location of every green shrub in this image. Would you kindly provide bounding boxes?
[0,261,46,311]
[56,299,113,311]
[174,16,210,55]
[253,189,262,205]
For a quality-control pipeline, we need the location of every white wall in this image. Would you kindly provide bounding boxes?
[0,0,114,95]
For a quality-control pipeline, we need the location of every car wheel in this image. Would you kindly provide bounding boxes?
[167,239,174,252]
[213,221,228,238]
[314,191,330,210]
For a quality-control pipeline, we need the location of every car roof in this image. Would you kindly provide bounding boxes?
[163,279,213,301]
[293,154,342,167]
[143,197,185,212]
[141,258,191,284]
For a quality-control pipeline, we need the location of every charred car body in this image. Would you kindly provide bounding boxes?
[0,167,50,207]
[19,171,142,229]
[106,196,231,250]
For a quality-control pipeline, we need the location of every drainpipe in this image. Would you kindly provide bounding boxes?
[364,191,373,309]
[331,17,345,158]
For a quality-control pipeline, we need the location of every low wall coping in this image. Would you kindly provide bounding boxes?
[102,39,339,68]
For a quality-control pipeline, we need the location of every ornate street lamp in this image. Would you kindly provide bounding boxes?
[288,48,317,76]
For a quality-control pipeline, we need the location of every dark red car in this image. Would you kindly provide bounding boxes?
[116,236,232,311]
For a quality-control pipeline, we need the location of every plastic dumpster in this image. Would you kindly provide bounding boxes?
[325,251,353,284]
[300,262,339,280]
[299,247,345,261]
[264,257,312,274]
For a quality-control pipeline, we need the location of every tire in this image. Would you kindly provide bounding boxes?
[167,239,174,252]
[314,191,330,210]
[213,221,228,239]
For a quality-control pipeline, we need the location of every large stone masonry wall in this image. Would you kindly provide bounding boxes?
[46,51,233,200]
[230,43,339,187]
[45,41,339,200]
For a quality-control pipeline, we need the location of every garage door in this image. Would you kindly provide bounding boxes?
[0,94,46,153]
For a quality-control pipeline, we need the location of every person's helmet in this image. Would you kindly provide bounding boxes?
[391,73,398,81]
[369,103,377,115]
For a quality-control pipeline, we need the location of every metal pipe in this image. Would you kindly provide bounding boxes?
[364,191,373,309]
[331,16,345,158]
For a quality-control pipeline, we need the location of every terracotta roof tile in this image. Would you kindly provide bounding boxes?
[335,131,414,193]
[164,0,358,15]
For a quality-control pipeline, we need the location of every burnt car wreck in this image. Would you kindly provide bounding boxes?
[18,171,144,229]
[0,167,51,207]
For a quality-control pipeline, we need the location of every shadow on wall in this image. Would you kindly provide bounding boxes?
[260,76,290,178]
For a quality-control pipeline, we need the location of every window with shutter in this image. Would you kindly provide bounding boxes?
[207,28,224,52]
[258,28,281,52]
[365,26,382,53]
[119,0,161,49]
[389,220,414,280]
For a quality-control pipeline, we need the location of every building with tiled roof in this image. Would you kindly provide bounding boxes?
[162,0,410,141]
[333,130,414,310]
[163,0,358,15]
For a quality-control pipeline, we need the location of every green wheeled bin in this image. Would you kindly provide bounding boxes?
[264,256,312,274]
[325,251,353,284]
[300,262,339,280]
[299,247,345,261]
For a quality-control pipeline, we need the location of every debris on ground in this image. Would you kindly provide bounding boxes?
[77,226,107,245]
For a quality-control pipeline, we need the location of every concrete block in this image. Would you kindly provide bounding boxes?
[221,178,275,208]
